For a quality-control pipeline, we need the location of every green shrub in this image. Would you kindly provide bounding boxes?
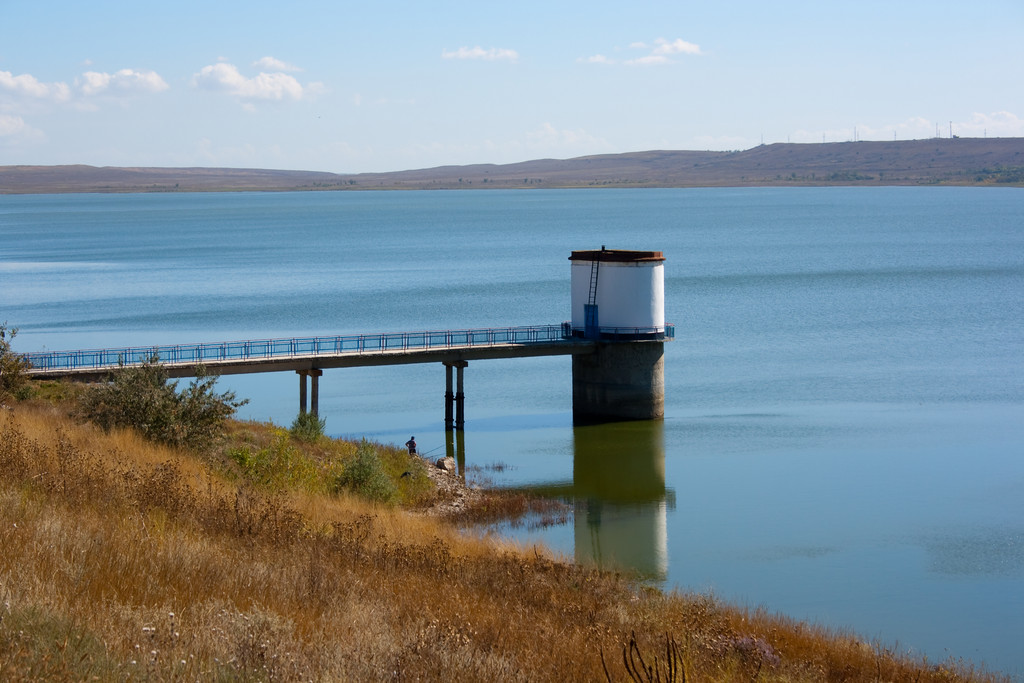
[77,357,247,451]
[0,323,30,402]
[334,439,397,504]
[289,411,326,442]
[229,434,323,491]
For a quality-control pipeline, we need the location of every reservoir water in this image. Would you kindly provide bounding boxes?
[3,187,1023,677]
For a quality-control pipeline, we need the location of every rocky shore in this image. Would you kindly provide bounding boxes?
[418,454,484,517]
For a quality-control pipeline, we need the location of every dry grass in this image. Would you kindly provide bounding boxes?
[0,402,1009,682]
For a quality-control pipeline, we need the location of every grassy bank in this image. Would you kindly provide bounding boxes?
[0,397,1008,681]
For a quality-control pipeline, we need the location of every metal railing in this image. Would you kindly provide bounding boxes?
[21,324,560,373]
[22,322,675,374]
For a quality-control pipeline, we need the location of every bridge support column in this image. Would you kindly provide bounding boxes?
[572,341,664,424]
[297,369,324,416]
[443,361,468,431]
[309,369,323,416]
[455,362,466,431]
[444,364,453,430]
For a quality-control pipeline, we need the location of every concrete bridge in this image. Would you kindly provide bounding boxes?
[23,323,673,428]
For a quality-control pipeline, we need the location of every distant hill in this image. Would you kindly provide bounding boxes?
[3,138,1023,194]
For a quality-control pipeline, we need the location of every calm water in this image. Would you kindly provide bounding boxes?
[3,188,1023,677]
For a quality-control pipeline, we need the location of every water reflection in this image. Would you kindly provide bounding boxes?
[444,430,467,476]
[571,421,674,581]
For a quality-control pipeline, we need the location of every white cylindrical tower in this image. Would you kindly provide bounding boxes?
[569,249,665,339]
[569,248,668,424]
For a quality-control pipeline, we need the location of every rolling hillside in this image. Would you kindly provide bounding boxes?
[2,137,1023,193]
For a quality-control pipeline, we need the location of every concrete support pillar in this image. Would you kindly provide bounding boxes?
[444,363,455,430]
[443,360,468,431]
[297,369,324,416]
[309,369,323,417]
[455,362,466,431]
[572,341,665,424]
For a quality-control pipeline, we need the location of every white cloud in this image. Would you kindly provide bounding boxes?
[193,62,307,101]
[253,56,302,72]
[0,114,28,135]
[441,46,519,62]
[77,72,111,96]
[960,111,1024,137]
[583,36,702,67]
[2,67,168,105]
[0,66,167,149]
[78,69,169,96]
[0,114,45,142]
[0,70,71,102]
[652,38,702,56]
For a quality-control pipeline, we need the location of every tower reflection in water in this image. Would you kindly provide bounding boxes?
[572,420,674,581]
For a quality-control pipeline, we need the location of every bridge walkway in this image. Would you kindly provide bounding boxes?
[22,322,673,428]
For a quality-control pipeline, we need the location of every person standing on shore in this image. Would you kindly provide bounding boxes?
[405,436,417,455]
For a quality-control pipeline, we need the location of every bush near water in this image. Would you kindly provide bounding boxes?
[0,349,1010,680]
[75,356,247,453]
[0,324,30,402]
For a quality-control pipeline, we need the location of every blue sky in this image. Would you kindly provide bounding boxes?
[2,0,1022,173]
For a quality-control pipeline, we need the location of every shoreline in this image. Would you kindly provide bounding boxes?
[0,395,1012,680]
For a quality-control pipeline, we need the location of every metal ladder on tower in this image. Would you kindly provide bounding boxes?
[584,249,602,339]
